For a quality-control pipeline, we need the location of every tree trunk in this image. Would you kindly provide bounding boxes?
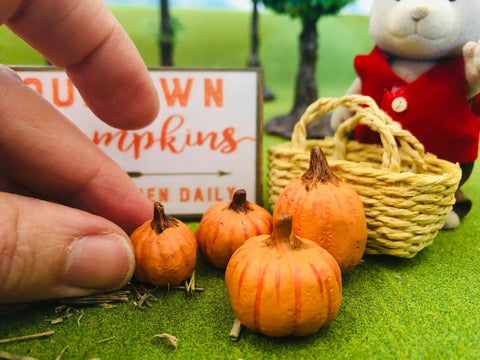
[248,0,275,101]
[292,16,319,110]
[160,0,174,66]
[248,0,260,68]
[265,14,331,138]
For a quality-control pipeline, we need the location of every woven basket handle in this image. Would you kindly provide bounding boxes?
[291,95,425,172]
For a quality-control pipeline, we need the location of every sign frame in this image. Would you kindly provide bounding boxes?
[13,65,264,219]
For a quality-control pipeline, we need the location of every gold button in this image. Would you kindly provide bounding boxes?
[392,97,408,113]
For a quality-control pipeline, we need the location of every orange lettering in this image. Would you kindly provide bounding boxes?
[23,78,43,95]
[183,127,254,153]
[160,78,193,107]
[91,115,255,158]
[184,130,218,150]
[204,78,223,107]
[93,131,124,146]
[180,188,190,202]
[139,188,169,202]
[93,130,128,147]
[131,132,156,159]
[215,187,222,201]
[161,115,185,153]
[146,188,155,200]
[52,78,74,107]
[93,130,156,160]
[194,188,203,202]
[158,188,169,202]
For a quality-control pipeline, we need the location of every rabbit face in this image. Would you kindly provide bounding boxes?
[369,0,480,60]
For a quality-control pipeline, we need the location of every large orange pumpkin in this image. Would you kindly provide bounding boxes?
[225,212,342,337]
[195,189,272,269]
[273,147,367,273]
[130,202,197,286]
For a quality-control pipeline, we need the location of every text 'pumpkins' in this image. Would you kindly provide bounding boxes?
[196,189,273,269]
[130,202,197,286]
[225,212,342,337]
[273,147,367,273]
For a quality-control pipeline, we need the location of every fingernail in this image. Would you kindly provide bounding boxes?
[65,233,135,291]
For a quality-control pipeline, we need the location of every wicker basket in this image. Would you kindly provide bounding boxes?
[268,95,462,258]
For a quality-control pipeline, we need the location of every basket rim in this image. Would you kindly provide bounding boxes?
[268,138,462,184]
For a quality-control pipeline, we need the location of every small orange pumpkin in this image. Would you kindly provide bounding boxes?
[195,189,272,269]
[225,212,342,337]
[273,147,367,273]
[130,201,197,286]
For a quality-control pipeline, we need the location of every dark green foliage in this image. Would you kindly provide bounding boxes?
[263,0,355,21]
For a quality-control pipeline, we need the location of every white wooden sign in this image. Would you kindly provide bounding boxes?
[15,67,263,218]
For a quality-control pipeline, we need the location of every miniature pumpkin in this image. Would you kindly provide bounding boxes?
[195,189,273,269]
[225,212,342,337]
[130,201,197,286]
[273,147,367,273]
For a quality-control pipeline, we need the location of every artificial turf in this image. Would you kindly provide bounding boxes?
[1,7,480,360]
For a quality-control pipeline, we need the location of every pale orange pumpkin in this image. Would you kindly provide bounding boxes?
[130,202,197,286]
[196,189,272,269]
[273,147,367,273]
[225,212,342,337]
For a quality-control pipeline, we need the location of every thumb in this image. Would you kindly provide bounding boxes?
[0,193,136,304]
[463,41,477,61]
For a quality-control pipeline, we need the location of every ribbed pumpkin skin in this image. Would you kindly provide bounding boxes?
[274,179,366,273]
[225,213,342,337]
[130,204,197,286]
[196,190,272,269]
[273,147,367,273]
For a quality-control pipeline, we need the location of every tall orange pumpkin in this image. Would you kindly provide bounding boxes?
[195,189,272,269]
[225,212,342,337]
[273,147,367,273]
[130,202,197,286]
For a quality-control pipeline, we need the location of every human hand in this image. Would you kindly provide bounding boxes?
[0,0,159,304]
[463,39,480,98]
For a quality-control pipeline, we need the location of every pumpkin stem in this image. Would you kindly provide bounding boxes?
[302,147,340,190]
[151,201,178,234]
[270,212,301,249]
[227,189,252,213]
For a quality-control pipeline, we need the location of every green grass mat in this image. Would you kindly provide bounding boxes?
[1,7,480,360]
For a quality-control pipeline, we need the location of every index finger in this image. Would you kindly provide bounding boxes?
[4,0,159,130]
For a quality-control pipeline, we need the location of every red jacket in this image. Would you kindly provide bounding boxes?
[354,46,480,163]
